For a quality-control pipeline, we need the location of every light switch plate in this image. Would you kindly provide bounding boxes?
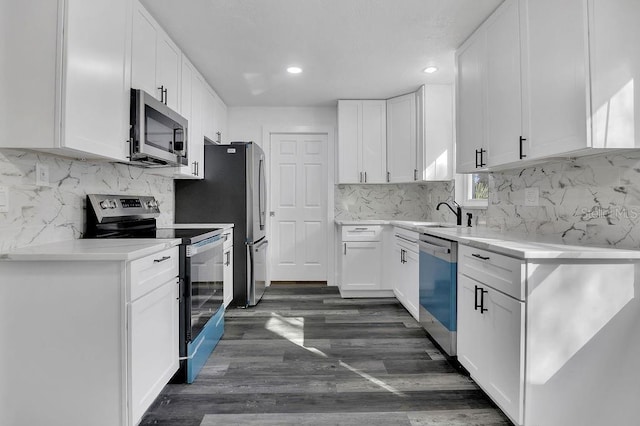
[36,163,50,186]
[0,186,8,212]
[524,187,539,206]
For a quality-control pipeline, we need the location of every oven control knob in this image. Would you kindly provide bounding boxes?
[146,199,158,209]
[99,200,109,209]
[106,199,117,209]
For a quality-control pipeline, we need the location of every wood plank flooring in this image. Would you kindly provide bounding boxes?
[141,283,512,426]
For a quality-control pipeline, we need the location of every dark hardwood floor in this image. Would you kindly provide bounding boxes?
[141,283,512,426]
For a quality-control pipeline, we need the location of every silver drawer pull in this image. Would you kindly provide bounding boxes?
[154,256,171,263]
[354,227,369,231]
[472,253,490,261]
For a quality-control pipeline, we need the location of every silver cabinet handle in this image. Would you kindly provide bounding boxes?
[364,171,367,183]
[359,172,363,183]
[154,256,171,263]
[344,243,347,255]
[386,171,390,182]
[414,169,418,181]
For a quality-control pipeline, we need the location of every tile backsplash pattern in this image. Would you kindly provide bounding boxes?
[488,151,640,249]
[0,149,174,252]
[335,182,455,222]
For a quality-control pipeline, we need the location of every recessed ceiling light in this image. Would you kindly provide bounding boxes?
[423,66,438,74]
[287,66,302,74]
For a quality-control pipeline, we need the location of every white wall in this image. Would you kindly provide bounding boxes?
[227,106,337,149]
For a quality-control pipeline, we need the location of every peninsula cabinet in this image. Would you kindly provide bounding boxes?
[132,0,181,113]
[0,243,180,426]
[0,0,132,161]
[457,242,640,426]
[337,100,387,184]
[456,0,640,173]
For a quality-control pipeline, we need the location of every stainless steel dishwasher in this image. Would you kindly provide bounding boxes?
[418,233,458,357]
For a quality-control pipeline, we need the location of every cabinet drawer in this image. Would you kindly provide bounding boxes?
[129,247,179,301]
[394,227,418,253]
[341,225,382,241]
[458,244,524,300]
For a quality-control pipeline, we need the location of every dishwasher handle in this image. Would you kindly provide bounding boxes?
[418,240,450,254]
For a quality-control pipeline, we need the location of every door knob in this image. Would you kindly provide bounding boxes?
[270,211,275,217]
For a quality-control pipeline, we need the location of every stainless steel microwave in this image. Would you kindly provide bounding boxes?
[129,89,188,167]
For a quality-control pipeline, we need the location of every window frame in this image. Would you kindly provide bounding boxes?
[455,173,488,209]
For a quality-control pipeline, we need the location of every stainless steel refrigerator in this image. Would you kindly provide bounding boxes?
[175,142,267,307]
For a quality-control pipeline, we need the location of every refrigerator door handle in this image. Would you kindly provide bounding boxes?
[258,157,265,230]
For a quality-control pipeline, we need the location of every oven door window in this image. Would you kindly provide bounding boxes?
[189,241,224,339]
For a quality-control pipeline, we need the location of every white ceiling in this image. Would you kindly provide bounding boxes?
[140,0,503,107]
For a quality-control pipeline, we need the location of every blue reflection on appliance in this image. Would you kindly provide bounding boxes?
[418,234,457,356]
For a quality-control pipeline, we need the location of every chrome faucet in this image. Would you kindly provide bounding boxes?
[436,201,462,226]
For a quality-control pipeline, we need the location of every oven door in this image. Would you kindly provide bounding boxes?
[186,236,225,341]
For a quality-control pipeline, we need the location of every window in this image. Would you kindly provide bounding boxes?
[456,173,488,208]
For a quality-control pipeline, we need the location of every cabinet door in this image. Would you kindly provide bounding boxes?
[341,241,382,291]
[337,100,361,183]
[131,3,158,98]
[589,0,640,149]
[485,0,523,167]
[63,0,131,161]
[456,30,487,173]
[484,287,525,425]
[403,248,420,320]
[387,93,416,182]
[223,246,233,308]
[174,57,198,178]
[361,100,387,183]
[213,92,227,144]
[392,242,405,300]
[523,0,589,158]
[456,274,487,381]
[129,278,179,425]
[156,35,181,112]
[421,85,454,180]
[190,75,205,178]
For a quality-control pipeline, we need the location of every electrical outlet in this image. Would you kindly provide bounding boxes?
[36,163,50,186]
[524,187,539,206]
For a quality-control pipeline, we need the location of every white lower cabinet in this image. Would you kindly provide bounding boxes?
[392,228,420,320]
[129,278,179,424]
[457,243,640,426]
[0,246,180,426]
[339,225,391,297]
[342,241,382,291]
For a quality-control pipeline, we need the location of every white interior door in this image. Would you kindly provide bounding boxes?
[270,133,328,281]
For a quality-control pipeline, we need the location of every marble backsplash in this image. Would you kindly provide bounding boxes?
[487,151,640,249]
[0,149,174,252]
[335,182,456,222]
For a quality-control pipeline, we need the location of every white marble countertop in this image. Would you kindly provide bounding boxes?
[168,223,234,230]
[0,239,181,262]
[335,219,640,260]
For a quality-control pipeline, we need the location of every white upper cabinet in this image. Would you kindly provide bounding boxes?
[132,0,181,112]
[456,30,487,173]
[338,100,387,183]
[521,0,589,159]
[418,84,454,180]
[172,57,204,179]
[588,0,640,149]
[456,0,640,172]
[387,93,417,183]
[0,0,132,161]
[203,86,227,144]
[485,0,523,166]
